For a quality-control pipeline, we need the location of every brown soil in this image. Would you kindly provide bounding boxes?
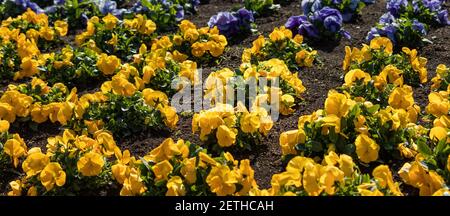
[1,0,449,193]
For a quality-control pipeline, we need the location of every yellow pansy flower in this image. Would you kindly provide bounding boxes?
[191,42,206,57]
[388,86,414,109]
[426,91,449,117]
[373,165,402,196]
[102,13,118,30]
[144,138,181,163]
[166,176,186,196]
[39,26,55,41]
[160,105,179,129]
[429,126,448,142]
[206,164,238,196]
[22,148,50,177]
[216,125,237,147]
[4,134,27,168]
[369,37,393,54]
[357,183,384,196]
[54,20,68,36]
[108,33,118,46]
[181,157,197,184]
[324,91,354,118]
[0,120,10,133]
[355,134,379,163]
[40,162,66,191]
[183,28,199,42]
[7,180,22,196]
[319,166,344,195]
[302,163,323,196]
[96,54,121,75]
[152,160,173,181]
[179,20,196,33]
[120,168,147,196]
[279,129,305,155]
[0,102,15,123]
[344,69,371,86]
[77,151,105,177]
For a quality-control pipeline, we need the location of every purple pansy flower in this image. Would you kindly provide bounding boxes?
[311,7,343,33]
[436,9,450,25]
[386,0,408,17]
[379,12,396,24]
[412,19,427,35]
[301,0,322,15]
[422,0,442,12]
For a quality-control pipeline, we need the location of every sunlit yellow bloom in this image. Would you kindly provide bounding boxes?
[109,76,136,96]
[279,129,306,155]
[120,168,147,196]
[4,134,27,168]
[191,42,206,57]
[295,50,317,67]
[183,28,199,42]
[373,165,402,196]
[0,120,10,133]
[54,20,68,36]
[108,33,118,46]
[355,134,379,163]
[180,157,197,184]
[339,154,354,177]
[324,91,354,118]
[15,57,39,80]
[152,160,173,181]
[166,176,186,196]
[97,54,121,75]
[0,102,15,123]
[39,26,54,41]
[357,183,384,196]
[319,165,344,195]
[144,138,182,163]
[7,180,22,196]
[370,37,393,54]
[22,148,50,177]
[179,20,196,33]
[216,125,237,147]
[426,91,449,117]
[94,131,117,156]
[388,86,414,109]
[303,163,323,196]
[344,69,371,86]
[206,164,238,196]
[40,162,66,191]
[429,126,448,141]
[199,152,218,167]
[160,105,179,129]
[102,13,118,30]
[77,151,105,177]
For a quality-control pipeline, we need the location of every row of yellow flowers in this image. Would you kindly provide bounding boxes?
[278,37,449,196]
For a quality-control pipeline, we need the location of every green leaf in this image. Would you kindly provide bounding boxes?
[417,141,433,157]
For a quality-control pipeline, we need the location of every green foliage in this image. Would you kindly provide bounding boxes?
[79,92,167,138]
[0,40,21,80]
[39,47,104,87]
[244,0,280,17]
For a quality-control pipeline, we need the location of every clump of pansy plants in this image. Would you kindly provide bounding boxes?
[208,8,255,40]
[125,0,200,31]
[76,14,157,61]
[285,7,351,41]
[0,0,200,31]
[301,0,376,22]
[343,37,428,87]
[367,0,449,48]
[241,27,318,71]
